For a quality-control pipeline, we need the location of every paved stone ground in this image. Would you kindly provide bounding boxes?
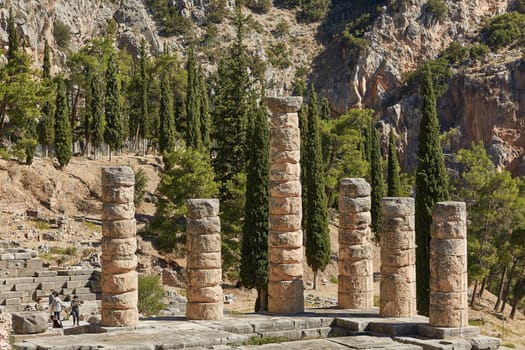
[12,308,501,350]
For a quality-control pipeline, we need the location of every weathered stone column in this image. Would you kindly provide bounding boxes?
[338,178,374,309]
[430,202,468,328]
[101,167,138,327]
[266,96,304,314]
[186,199,223,320]
[380,197,417,317]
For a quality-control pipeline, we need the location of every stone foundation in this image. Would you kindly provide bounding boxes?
[267,96,304,314]
[186,199,223,320]
[338,178,373,309]
[380,197,416,317]
[430,202,468,328]
[101,167,138,327]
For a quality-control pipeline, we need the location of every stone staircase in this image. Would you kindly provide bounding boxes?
[0,248,101,313]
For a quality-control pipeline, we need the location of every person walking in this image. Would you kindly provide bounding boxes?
[70,295,81,326]
[51,291,65,323]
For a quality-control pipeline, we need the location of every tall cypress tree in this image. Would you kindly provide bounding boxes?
[54,78,72,168]
[186,45,202,149]
[91,76,105,159]
[320,97,330,120]
[370,124,384,239]
[139,39,149,155]
[43,40,51,79]
[104,53,124,160]
[240,98,269,312]
[159,73,176,159]
[415,66,450,316]
[305,84,330,290]
[7,8,18,64]
[387,128,401,197]
[198,69,211,150]
[295,80,308,231]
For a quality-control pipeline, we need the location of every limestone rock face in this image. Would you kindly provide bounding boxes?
[11,312,47,334]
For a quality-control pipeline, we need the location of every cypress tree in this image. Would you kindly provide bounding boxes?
[240,98,269,312]
[43,40,51,79]
[186,45,202,149]
[91,76,105,159]
[305,84,330,290]
[139,39,149,155]
[7,8,18,64]
[320,97,330,120]
[104,53,124,160]
[54,78,72,168]
[370,125,384,239]
[198,69,211,149]
[159,73,176,159]
[387,128,402,197]
[415,66,449,316]
[295,80,308,231]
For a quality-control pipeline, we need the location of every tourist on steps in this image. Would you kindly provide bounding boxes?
[51,291,66,322]
[70,295,81,326]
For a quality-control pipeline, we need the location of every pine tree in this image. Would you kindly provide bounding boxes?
[198,69,211,149]
[370,124,384,239]
[159,73,176,160]
[415,66,449,316]
[90,76,105,159]
[320,97,330,120]
[54,78,72,168]
[43,40,51,79]
[185,45,202,149]
[7,8,19,64]
[387,128,401,197]
[240,98,269,312]
[104,53,124,160]
[138,39,149,155]
[305,84,330,290]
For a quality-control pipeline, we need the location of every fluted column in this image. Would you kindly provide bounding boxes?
[380,197,417,317]
[430,202,468,328]
[101,167,138,327]
[338,178,374,309]
[266,96,304,314]
[186,199,223,320]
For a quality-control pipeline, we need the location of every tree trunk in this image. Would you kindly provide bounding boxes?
[257,288,268,312]
[142,138,146,156]
[470,279,479,307]
[44,145,48,159]
[510,294,520,319]
[109,147,112,162]
[495,264,508,311]
[479,275,488,302]
[313,270,318,290]
[501,259,518,313]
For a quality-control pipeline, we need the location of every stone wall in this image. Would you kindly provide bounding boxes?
[100,167,138,327]
[266,96,305,314]
[380,197,417,317]
[338,178,374,309]
[430,202,468,328]
[186,199,223,320]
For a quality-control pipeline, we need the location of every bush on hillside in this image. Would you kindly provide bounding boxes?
[470,44,489,61]
[53,21,71,49]
[138,274,165,316]
[246,0,272,13]
[482,12,525,50]
[298,0,331,23]
[426,0,448,23]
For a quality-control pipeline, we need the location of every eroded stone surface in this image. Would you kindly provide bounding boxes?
[430,202,468,328]
[380,197,416,317]
[186,199,223,320]
[101,166,138,327]
[338,178,373,310]
[267,98,304,314]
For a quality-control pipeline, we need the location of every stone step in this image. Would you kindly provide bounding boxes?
[34,271,57,278]
[14,283,39,292]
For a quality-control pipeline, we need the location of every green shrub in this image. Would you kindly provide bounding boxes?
[138,274,165,316]
[0,148,9,160]
[426,0,448,23]
[53,20,71,49]
[440,42,468,64]
[274,19,290,37]
[207,0,228,24]
[405,58,452,97]
[145,0,191,36]
[299,0,331,23]
[246,0,272,13]
[516,0,525,13]
[482,12,525,50]
[329,276,338,284]
[134,167,148,207]
[267,42,291,69]
[470,44,489,61]
[342,13,372,55]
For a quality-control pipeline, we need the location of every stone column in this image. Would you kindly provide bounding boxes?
[338,178,374,309]
[186,199,223,320]
[380,197,417,317]
[430,202,468,328]
[266,96,304,314]
[101,167,138,327]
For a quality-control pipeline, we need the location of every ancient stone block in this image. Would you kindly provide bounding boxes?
[339,197,371,213]
[270,149,300,164]
[270,181,301,198]
[101,167,135,187]
[339,178,370,198]
[269,197,302,215]
[269,247,303,264]
[101,270,137,294]
[101,254,138,274]
[101,290,138,310]
[270,163,301,182]
[187,199,220,219]
[338,227,370,245]
[269,263,303,281]
[101,186,134,204]
[339,211,371,229]
[187,233,221,253]
[186,217,221,235]
[187,252,222,270]
[269,230,303,249]
[101,237,137,256]
[338,259,373,277]
[102,220,136,239]
[269,214,302,231]
[101,308,139,327]
[102,203,135,221]
[270,128,300,151]
[266,96,303,114]
[187,285,223,303]
[268,280,305,314]
[11,312,47,334]
[186,302,223,320]
[187,269,222,288]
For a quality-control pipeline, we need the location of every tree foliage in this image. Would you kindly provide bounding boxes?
[54,78,72,168]
[415,66,449,316]
[370,124,384,239]
[104,54,124,154]
[387,128,401,197]
[159,73,177,159]
[138,274,165,316]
